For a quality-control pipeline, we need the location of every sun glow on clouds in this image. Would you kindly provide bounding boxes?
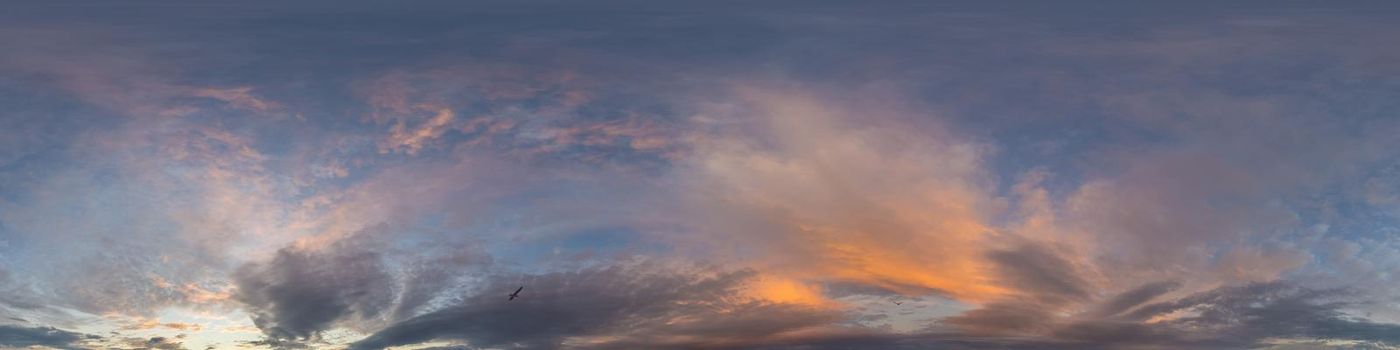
[748,276,827,306]
[687,88,1008,303]
[5,3,1400,350]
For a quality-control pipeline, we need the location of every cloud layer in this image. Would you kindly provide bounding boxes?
[3,1,1400,350]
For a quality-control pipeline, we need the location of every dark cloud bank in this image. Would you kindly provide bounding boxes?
[0,325,94,350]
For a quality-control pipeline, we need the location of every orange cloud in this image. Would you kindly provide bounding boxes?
[683,87,1008,303]
[747,276,829,306]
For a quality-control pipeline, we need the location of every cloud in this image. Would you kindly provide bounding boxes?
[351,61,686,166]
[679,86,1006,302]
[0,118,293,317]
[987,241,1093,306]
[1114,282,1400,346]
[233,223,494,345]
[1085,281,1181,319]
[941,241,1099,337]
[4,4,1400,350]
[357,64,600,157]
[348,262,843,350]
[0,23,285,120]
[108,336,190,350]
[191,87,281,114]
[943,300,1058,336]
[233,228,396,341]
[381,106,456,155]
[0,325,94,350]
[681,282,1400,350]
[932,281,1400,349]
[117,317,205,332]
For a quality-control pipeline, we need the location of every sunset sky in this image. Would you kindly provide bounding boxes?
[4,1,1400,349]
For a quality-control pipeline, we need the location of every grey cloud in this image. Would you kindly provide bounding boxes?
[349,264,842,350]
[943,301,1057,336]
[747,281,1400,350]
[0,325,94,350]
[144,336,188,350]
[820,282,937,299]
[987,242,1092,306]
[1086,280,1181,318]
[0,268,46,312]
[744,333,1090,350]
[233,239,395,340]
[106,336,189,350]
[1118,282,1400,345]
[940,241,1097,336]
[237,337,310,350]
[938,281,1400,350]
[232,225,492,345]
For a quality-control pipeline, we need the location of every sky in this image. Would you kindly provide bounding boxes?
[4,1,1400,349]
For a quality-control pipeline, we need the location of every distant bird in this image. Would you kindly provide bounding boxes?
[508,286,524,301]
[893,301,903,306]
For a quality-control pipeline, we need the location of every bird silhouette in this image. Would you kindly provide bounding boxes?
[508,286,524,301]
[893,301,903,306]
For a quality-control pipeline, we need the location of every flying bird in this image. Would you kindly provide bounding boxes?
[893,301,903,306]
[508,286,524,301]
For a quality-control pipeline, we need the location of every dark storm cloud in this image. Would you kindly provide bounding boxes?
[348,264,842,350]
[0,325,94,350]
